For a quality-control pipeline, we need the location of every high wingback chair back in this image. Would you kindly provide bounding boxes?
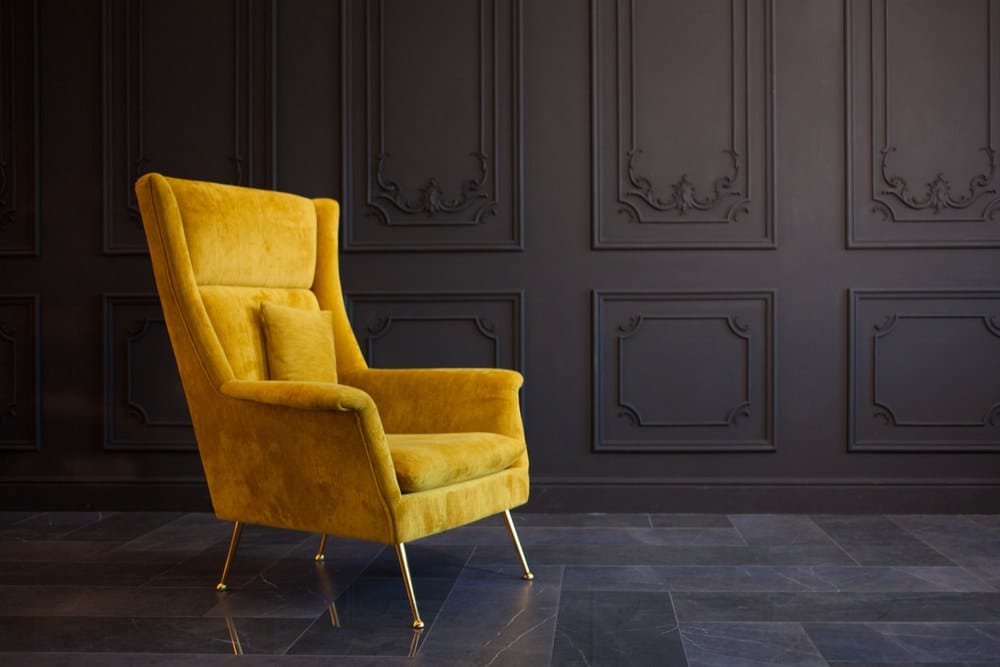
[135,174,532,629]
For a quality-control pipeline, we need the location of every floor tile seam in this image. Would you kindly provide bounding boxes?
[542,564,566,667]
[411,544,478,654]
[883,518,976,570]
[666,591,691,667]
[5,513,44,528]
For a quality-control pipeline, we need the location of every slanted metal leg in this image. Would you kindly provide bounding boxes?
[216,520,244,591]
[503,510,534,580]
[315,533,328,561]
[394,543,425,630]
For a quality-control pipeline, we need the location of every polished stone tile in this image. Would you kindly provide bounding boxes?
[146,537,305,589]
[0,559,175,586]
[0,616,311,654]
[0,512,110,541]
[563,565,994,593]
[890,515,1000,584]
[680,622,827,666]
[813,515,956,566]
[418,564,562,665]
[0,512,41,527]
[730,514,845,547]
[551,589,686,666]
[471,543,856,568]
[0,654,416,666]
[0,539,124,563]
[673,592,1000,622]
[804,622,1000,663]
[419,525,746,548]
[0,584,222,617]
[513,512,654,527]
[62,512,186,542]
[650,514,734,528]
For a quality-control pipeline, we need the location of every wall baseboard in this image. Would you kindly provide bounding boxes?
[2,479,997,514]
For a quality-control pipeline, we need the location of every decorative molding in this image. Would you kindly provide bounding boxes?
[346,291,523,372]
[849,290,1000,451]
[592,0,774,248]
[0,294,39,451]
[103,294,194,451]
[344,0,524,250]
[846,0,1000,247]
[616,314,751,426]
[593,290,775,452]
[0,0,39,257]
[102,0,277,254]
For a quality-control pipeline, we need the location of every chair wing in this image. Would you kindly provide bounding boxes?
[134,173,531,628]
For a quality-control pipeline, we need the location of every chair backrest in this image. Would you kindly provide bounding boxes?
[135,174,367,392]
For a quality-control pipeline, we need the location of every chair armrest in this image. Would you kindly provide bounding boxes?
[220,379,374,412]
[210,379,403,543]
[340,368,525,438]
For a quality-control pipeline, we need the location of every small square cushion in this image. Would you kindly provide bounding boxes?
[387,432,526,493]
[260,302,338,382]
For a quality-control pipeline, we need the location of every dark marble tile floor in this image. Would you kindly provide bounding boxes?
[0,512,998,665]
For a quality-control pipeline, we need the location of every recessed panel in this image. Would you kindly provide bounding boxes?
[103,295,194,450]
[847,0,1000,246]
[592,0,774,248]
[103,0,273,254]
[344,0,523,250]
[850,290,1000,450]
[0,295,39,450]
[0,0,39,256]
[594,291,774,451]
[347,292,522,371]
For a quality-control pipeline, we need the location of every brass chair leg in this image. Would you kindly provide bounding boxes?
[394,543,425,630]
[315,533,328,561]
[503,510,534,580]
[216,520,244,591]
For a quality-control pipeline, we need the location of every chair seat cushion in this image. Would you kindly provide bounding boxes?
[387,432,525,493]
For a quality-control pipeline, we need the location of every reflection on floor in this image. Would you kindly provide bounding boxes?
[0,511,998,665]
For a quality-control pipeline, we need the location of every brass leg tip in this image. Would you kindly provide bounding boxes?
[314,554,325,561]
[522,572,535,581]
[216,583,228,591]
[412,619,425,630]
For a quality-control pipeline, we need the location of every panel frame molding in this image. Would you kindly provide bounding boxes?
[848,288,1000,452]
[590,0,776,249]
[103,293,195,452]
[346,290,525,372]
[342,0,525,252]
[101,0,277,255]
[0,294,40,451]
[846,0,1000,248]
[593,289,776,452]
[0,0,40,257]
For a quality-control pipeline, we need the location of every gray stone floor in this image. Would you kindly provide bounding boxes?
[0,512,999,665]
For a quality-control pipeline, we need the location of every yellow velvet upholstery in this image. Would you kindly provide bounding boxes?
[134,173,530,551]
[260,303,338,382]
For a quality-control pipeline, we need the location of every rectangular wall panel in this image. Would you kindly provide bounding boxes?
[593,291,775,451]
[347,292,523,371]
[343,0,523,251]
[850,290,1000,451]
[0,0,39,256]
[0,295,39,450]
[102,0,275,254]
[103,295,194,450]
[847,0,1000,247]
[591,0,774,249]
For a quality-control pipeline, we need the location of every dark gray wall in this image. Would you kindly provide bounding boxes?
[2,0,999,512]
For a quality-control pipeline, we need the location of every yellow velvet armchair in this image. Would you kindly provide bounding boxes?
[134,173,532,629]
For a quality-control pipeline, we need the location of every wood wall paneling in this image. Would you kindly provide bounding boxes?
[347,292,523,371]
[850,290,1000,451]
[103,295,194,451]
[593,291,775,451]
[847,0,1000,247]
[0,0,39,256]
[102,0,276,254]
[343,0,523,251]
[0,295,39,451]
[592,0,774,248]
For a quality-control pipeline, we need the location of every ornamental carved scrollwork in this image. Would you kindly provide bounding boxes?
[880,146,999,214]
[626,149,742,216]
[375,151,492,219]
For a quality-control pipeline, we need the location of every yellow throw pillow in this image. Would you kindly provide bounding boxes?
[260,302,338,382]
